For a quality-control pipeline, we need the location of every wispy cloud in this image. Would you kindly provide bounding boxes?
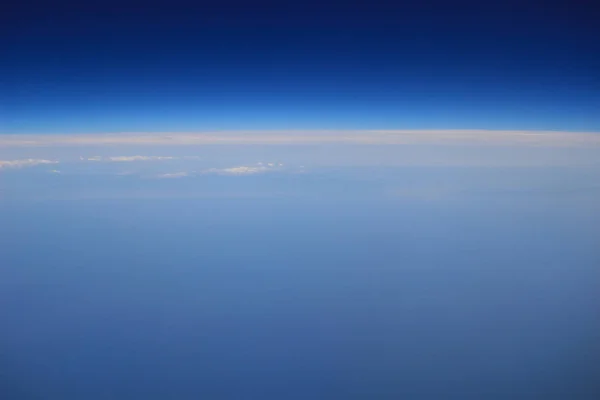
[108,156,176,162]
[0,159,58,169]
[155,172,190,179]
[81,155,182,162]
[205,166,267,175]
[204,162,283,175]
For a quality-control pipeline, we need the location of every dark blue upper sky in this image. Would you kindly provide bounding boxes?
[2,0,599,133]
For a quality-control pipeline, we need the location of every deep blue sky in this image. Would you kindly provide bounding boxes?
[2,1,600,132]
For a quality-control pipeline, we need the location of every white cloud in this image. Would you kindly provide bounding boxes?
[219,166,268,175]
[0,159,58,169]
[203,162,282,175]
[81,155,180,162]
[107,156,176,162]
[155,172,190,179]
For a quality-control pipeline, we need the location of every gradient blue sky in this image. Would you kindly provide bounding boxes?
[2,1,599,133]
[2,3,600,399]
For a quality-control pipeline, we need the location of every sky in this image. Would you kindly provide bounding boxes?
[2,1,600,133]
[1,1,600,399]
[1,130,600,398]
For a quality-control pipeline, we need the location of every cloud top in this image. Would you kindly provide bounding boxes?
[82,155,180,162]
[155,172,190,179]
[1,130,599,148]
[108,156,176,162]
[206,166,267,175]
[0,159,58,169]
[203,162,283,175]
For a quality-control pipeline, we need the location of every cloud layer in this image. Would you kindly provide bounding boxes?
[1,130,599,148]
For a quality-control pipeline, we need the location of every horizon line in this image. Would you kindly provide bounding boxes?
[1,129,600,148]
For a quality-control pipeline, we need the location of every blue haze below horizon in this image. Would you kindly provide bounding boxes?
[1,170,600,399]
